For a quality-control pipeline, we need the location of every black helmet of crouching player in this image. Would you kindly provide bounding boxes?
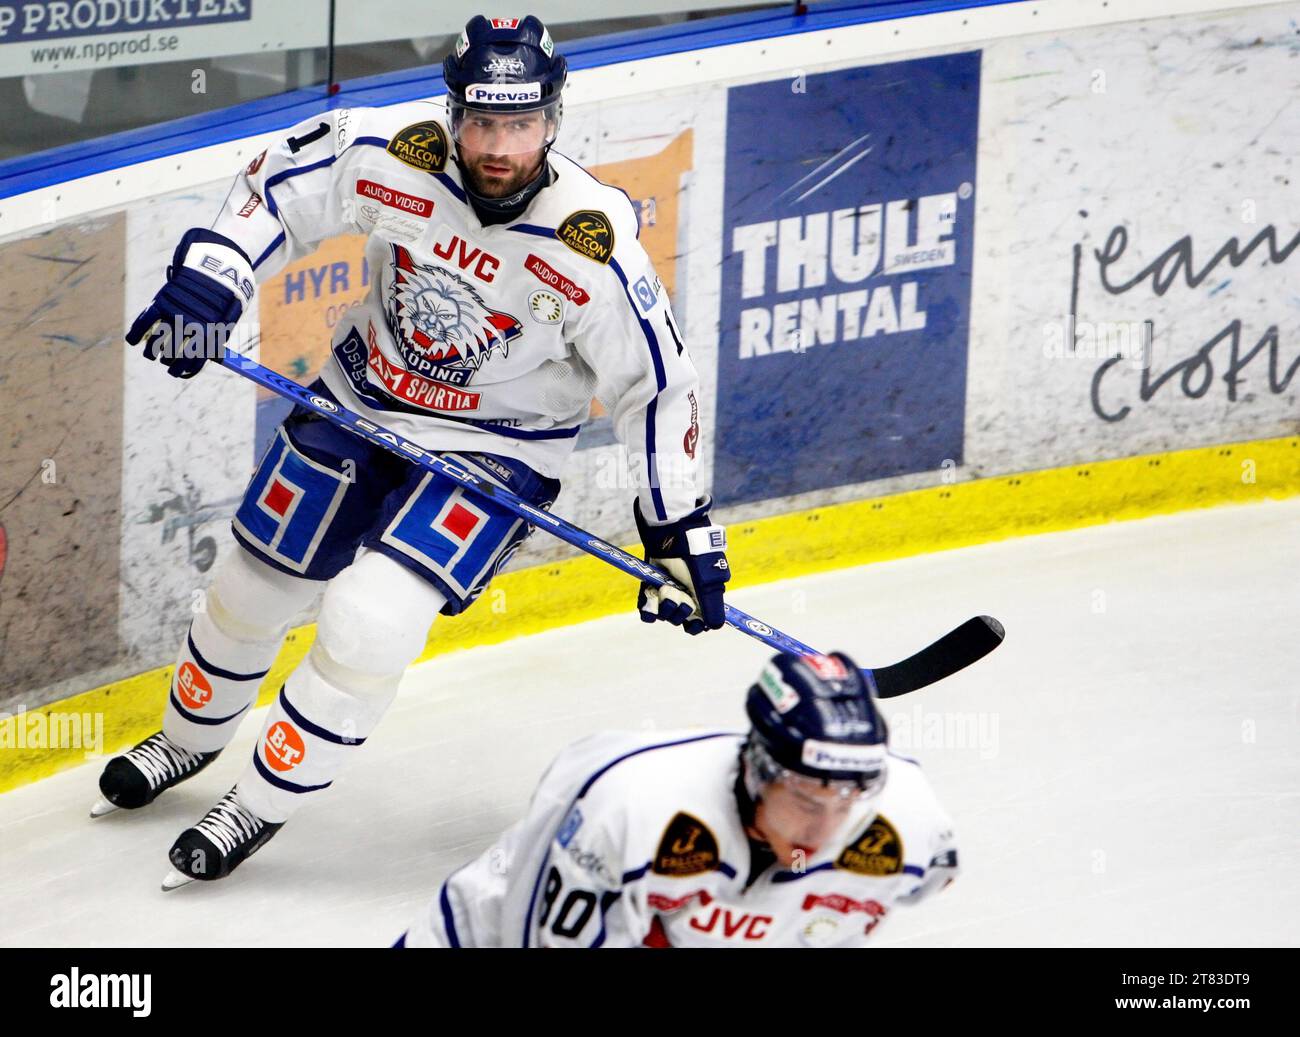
[442,15,567,156]
[742,651,889,800]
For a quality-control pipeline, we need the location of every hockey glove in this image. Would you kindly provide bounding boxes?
[126,228,255,379]
[634,496,730,635]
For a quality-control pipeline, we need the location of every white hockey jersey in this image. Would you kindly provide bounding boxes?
[400,730,960,948]
[210,100,701,522]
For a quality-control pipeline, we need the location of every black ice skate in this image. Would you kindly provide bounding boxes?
[91,732,221,817]
[163,788,283,890]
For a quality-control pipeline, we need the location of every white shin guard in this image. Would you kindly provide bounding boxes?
[164,546,320,753]
[236,549,447,823]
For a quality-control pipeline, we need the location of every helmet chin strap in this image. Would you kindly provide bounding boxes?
[734,754,781,888]
[734,746,762,830]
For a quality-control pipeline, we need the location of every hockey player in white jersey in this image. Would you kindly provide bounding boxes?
[91,15,730,887]
[398,651,959,947]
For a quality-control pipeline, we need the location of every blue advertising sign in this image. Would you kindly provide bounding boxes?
[715,51,981,505]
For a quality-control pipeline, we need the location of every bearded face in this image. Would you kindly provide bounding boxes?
[453,108,553,199]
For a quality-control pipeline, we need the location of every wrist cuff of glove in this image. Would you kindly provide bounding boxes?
[634,495,726,556]
[635,494,712,529]
[171,228,256,306]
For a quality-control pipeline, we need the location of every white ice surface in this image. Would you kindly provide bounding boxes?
[2,498,1298,947]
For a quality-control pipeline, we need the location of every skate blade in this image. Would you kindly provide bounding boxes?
[89,797,120,818]
[161,869,196,892]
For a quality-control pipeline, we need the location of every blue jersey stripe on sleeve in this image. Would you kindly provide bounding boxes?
[521,847,551,948]
[263,153,338,217]
[253,231,286,271]
[439,881,463,948]
[609,254,668,520]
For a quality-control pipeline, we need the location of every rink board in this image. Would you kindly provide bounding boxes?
[2,431,1296,794]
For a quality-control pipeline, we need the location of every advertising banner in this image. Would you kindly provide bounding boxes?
[966,6,1300,471]
[714,52,981,506]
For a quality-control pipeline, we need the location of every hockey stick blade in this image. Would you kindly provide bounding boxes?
[869,615,1005,699]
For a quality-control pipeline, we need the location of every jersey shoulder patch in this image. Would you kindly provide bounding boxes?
[653,811,720,877]
[836,813,905,876]
[556,209,616,265]
[386,119,449,173]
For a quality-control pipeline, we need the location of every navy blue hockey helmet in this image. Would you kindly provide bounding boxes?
[743,651,889,794]
[443,16,566,153]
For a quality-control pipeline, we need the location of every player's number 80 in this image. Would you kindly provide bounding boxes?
[538,866,598,940]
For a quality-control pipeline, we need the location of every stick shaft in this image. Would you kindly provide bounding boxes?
[219,352,834,662]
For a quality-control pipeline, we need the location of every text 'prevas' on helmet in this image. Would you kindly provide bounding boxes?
[743,651,889,798]
[443,15,567,156]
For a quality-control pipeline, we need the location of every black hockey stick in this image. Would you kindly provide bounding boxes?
[216,350,1004,696]
[870,615,1005,698]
